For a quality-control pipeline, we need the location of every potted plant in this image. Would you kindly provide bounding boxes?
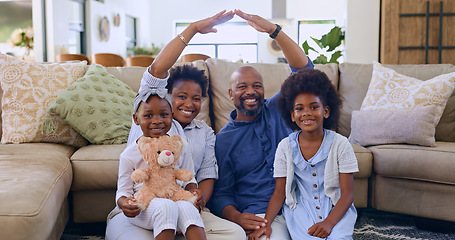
[8,26,34,61]
[302,26,344,64]
[127,43,162,56]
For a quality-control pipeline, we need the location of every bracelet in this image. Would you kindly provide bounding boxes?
[178,34,188,46]
[269,24,282,39]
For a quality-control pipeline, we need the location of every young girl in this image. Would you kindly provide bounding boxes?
[110,89,206,240]
[248,69,358,240]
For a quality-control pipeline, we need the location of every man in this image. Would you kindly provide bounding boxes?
[210,9,314,239]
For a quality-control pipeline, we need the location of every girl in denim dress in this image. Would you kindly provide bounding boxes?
[249,69,358,240]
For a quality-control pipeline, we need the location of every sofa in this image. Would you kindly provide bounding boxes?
[0,56,454,240]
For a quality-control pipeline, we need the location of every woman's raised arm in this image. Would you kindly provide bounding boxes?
[149,10,234,78]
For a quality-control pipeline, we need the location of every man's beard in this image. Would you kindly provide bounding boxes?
[235,95,264,117]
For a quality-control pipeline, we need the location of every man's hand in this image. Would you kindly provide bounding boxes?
[234,9,276,35]
[248,225,272,240]
[192,10,235,34]
[307,220,334,239]
[234,212,268,235]
[118,196,141,218]
[188,188,206,212]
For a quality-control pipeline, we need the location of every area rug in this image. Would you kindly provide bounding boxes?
[61,221,106,240]
[60,208,455,239]
[353,208,455,240]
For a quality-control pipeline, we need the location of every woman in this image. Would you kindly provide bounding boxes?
[106,10,245,240]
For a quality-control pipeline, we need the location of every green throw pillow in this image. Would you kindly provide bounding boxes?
[46,64,137,144]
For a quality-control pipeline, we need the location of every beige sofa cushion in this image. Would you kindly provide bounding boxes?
[338,63,455,142]
[372,175,455,222]
[369,142,455,185]
[0,143,74,240]
[351,143,373,179]
[206,58,338,132]
[105,66,146,93]
[70,144,125,191]
[350,106,437,147]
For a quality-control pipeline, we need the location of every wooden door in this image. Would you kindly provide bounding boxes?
[381,0,455,64]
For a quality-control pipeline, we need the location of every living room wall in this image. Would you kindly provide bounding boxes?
[86,0,153,59]
[43,0,153,61]
[144,0,379,64]
[146,0,274,63]
[39,0,379,63]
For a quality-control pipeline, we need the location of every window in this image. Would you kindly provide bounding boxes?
[68,0,86,54]
[126,15,137,53]
[175,22,258,63]
[298,20,344,63]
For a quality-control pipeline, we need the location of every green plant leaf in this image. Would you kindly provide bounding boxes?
[313,54,328,64]
[301,25,344,64]
[329,50,343,64]
[320,26,344,52]
[302,40,319,55]
[310,37,324,49]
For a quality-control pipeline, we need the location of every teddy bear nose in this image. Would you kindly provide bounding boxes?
[165,151,171,156]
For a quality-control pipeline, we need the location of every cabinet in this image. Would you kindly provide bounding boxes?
[381,0,455,64]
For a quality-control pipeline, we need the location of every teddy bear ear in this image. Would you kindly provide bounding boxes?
[138,136,153,144]
[170,134,183,149]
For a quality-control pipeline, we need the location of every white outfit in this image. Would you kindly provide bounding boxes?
[255,214,291,240]
[107,207,246,240]
[107,140,202,239]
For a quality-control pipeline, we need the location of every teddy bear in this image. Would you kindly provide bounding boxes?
[129,134,197,210]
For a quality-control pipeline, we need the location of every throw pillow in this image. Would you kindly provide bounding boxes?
[361,62,455,126]
[0,53,88,146]
[47,64,136,144]
[350,106,437,147]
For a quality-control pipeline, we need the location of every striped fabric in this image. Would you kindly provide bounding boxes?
[183,119,218,182]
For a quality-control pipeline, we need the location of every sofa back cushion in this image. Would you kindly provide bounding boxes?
[338,63,455,142]
[105,66,146,92]
[206,58,339,133]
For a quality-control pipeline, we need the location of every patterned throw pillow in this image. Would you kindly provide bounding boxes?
[361,62,455,126]
[0,53,88,146]
[47,64,136,144]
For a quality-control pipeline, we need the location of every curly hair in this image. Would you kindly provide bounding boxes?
[167,64,208,97]
[277,68,341,131]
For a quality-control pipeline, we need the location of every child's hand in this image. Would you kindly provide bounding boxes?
[308,220,334,239]
[248,225,272,240]
[118,197,141,218]
[188,189,205,212]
